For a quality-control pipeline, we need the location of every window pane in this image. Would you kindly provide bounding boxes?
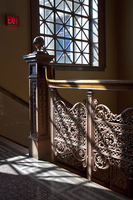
[92,0,98,66]
[39,0,100,66]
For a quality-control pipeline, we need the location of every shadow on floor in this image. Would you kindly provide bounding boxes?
[0,140,130,200]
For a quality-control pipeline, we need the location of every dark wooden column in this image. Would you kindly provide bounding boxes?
[23,36,54,160]
[87,90,93,181]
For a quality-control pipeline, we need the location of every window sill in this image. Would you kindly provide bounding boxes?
[50,64,106,71]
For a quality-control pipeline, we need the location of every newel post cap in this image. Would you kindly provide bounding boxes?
[33,36,44,51]
[23,36,54,64]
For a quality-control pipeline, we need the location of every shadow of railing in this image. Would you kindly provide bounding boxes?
[0,141,130,200]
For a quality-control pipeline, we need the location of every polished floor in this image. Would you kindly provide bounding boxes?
[0,137,131,200]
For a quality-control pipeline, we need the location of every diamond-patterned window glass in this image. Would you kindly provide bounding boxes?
[39,0,99,66]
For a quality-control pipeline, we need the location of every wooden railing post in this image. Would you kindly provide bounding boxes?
[49,88,54,163]
[87,90,93,181]
[23,36,54,160]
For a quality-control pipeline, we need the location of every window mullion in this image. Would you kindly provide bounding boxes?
[89,0,93,66]
[54,0,56,63]
[81,3,83,64]
[72,0,75,65]
[64,1,65,63]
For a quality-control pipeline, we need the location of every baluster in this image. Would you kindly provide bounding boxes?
[49,88,55,163]
[87,90,93,181]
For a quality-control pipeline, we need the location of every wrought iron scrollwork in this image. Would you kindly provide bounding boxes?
[53,97,87,170]
[93,99,133,178]
[30,80,37,137]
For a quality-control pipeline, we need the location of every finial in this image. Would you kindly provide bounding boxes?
[33,36,44,51]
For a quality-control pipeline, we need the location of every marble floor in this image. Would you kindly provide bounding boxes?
[0,136,131,200]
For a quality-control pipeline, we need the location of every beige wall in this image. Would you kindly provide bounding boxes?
[0,0,31,103]
[117,0,133,113]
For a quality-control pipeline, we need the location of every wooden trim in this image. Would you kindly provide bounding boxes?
[45,68,133,91]
[98,0,106,68]
[51,64,105,71]
[30,0,40,52]
[0,87,29,108]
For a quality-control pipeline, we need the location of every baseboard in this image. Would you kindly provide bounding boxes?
[0,86,29,108]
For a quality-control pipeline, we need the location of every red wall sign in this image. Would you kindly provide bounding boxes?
[6,15,19,27]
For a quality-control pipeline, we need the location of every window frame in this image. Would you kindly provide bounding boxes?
[30,0,106,71]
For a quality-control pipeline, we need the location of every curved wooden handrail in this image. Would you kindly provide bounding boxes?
[45,68,133,91]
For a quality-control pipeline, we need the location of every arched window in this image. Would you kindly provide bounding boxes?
[31,0,106,71]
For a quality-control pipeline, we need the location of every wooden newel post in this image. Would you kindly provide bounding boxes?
[23,36,54,160]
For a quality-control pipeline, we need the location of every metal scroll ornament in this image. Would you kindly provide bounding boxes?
[93,99,133,178]
[30,80,37,137]
[53,98,87,170]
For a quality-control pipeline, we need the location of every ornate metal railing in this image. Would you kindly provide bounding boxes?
[24,36,133,198]
[45,66,133,170]
[93,101,133,176]
[48,80,133,197]
[46,67,133,197]
[50,89,88,172]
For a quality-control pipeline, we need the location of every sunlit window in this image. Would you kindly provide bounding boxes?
[32,0,105,70]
